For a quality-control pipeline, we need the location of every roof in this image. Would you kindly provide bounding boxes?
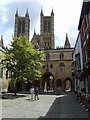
[78,1,90,30]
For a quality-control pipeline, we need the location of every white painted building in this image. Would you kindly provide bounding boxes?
[73,32,84,92]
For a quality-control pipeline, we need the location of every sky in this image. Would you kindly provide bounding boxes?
[0,0,83,48]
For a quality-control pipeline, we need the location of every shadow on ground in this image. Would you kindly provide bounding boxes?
[37,92,89,119]
[0,90,63,100]
[18,90,65,95]
[0,93,25,100]
[37,93,67,119]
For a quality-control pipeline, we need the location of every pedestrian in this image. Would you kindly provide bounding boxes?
[34,86,39,100]
[30,86,34,100]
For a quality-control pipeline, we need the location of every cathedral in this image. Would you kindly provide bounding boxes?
[14,9,74,92]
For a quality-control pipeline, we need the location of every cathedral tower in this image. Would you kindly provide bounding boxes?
[14,9,30,39]
[40,9,55,49]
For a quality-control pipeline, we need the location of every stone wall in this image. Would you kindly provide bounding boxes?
[40,48,74,91]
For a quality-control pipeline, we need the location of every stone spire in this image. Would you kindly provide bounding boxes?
[64,33,71,48]
[40,8,43,16]
[33,29,36,36]
[25,8,29,17]
[0,35,4,47]
[15,8,18,17]
[51,8,54,16]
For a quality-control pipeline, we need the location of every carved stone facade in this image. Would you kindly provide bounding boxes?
[40,48,74,91]
[31,9,74,91]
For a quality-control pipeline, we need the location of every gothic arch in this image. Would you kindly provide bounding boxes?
[41,72,54,91]
[64,77,72,91]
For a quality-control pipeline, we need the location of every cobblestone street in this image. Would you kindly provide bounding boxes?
[1,92,89,119]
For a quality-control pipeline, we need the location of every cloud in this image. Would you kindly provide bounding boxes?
[2,15,8,23]
[0,0,83,48]
[0,1,43,47]
[2,7,7,12]
[3,28,13,47]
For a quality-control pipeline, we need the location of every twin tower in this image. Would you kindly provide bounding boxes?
[14,9,55,49]
[14,9,70,49]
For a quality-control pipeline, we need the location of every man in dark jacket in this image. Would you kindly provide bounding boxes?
[34,86,39,100]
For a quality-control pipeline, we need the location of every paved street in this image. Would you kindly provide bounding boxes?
[1,92,89,119]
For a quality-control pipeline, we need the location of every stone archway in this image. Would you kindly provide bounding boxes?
[41,72,54,91]
[64,77,72,92]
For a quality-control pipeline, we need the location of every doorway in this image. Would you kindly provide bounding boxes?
[42,72,54,91]
[65,78,72,92]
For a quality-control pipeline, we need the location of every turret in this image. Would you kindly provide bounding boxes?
[40,8,43,16]
[14,9,18,37]
[40,8,44,49]
[51,9,54,16]
[0,35,4,47]
[15,9,18,17]
[51,9,54,49]
[34,29,36,36]
[14,9,30,39]
[64,33,71,48]
[25,9,29,17]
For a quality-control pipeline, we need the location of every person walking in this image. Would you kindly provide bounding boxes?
[34,86,39,100]
[30,86,34,100]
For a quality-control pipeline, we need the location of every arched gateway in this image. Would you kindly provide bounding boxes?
[64,77,72,92]
[41,72,54,91]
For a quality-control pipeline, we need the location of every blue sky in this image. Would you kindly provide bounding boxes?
[0,0,83,48]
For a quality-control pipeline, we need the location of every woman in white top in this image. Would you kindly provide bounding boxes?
[30,86,34,100]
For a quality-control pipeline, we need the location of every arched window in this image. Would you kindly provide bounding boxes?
[59,63,65,73]
[60,53,64,60]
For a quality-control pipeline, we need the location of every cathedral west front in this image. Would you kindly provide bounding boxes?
[14,9,74,92]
